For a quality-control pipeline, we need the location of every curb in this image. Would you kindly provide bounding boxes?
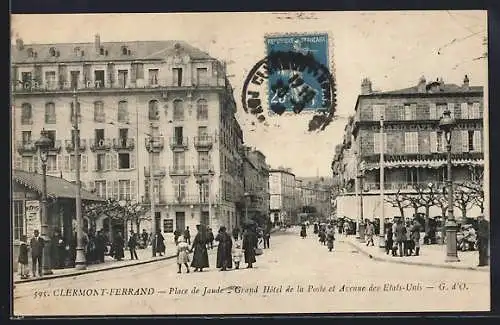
[342,239,489,272]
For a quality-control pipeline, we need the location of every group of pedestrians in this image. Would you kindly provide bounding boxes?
[384,218,422,257]
[300,221,335,252]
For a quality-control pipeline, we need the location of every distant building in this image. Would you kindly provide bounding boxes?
[332,76,484,220]
[241,146,270,225]
[269,168,296,224]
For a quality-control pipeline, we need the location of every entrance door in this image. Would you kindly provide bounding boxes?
[175,212,185,231]
[201,211,209,227]
[155,211,161,233]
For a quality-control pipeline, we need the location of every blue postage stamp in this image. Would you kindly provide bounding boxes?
[264,33,331,115]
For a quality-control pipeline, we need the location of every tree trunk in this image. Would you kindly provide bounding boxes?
[424,205,430,234]
[398,204,405,218]
[136,220,140,234]
[461,207,467,219]
[441,206,447,218]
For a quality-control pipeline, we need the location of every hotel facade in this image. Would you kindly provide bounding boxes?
[11,34,245,239]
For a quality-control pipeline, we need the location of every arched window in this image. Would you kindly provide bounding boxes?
[94,101,105,122]
[121,46,128,55]
[118,100,129,123]
[196,99,208,120]
[49,47,56,57]
[70,101,81,124]
[173,99,184,121]
[148,100,159,121]
[45,102,56,124]
[21,103,32,125]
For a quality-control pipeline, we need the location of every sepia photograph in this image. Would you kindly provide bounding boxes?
[10,11,489,316]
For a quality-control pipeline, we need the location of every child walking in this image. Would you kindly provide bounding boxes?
[232,240,243,269]
[176,237,190,274]
[18,235,29,279]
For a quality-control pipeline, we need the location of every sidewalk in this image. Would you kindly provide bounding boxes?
[341,235,489,272]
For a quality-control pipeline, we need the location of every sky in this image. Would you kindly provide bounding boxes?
[11,11,488,177]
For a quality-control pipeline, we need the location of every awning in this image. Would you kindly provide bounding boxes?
[364,158,484,171]
[13,170,104,201]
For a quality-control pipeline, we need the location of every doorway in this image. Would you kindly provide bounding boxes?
[175,212,185,231]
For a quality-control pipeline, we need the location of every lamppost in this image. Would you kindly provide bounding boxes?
[35,129,53,275]
[357,168,366,244]
[439,108,460,262]
[207,169,215,228]
[244,192,251,223]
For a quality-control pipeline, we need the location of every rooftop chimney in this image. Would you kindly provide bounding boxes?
[15,36,24,51]
[463,74,470,90]
[417,75,426,93]
[360,78,372,95]
[94,34,101,53]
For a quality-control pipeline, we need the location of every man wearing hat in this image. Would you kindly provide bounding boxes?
[477,214,489,267]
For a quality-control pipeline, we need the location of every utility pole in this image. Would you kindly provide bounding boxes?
[73,89,86,270]
[379,115,386,248]
[147,136,156,257]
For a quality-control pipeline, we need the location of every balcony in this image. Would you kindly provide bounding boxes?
[192,164,215,176]
[65,139,87,152]
[169,137,189,151]
[141,194,167,205]
[165,195,209,206]
[113,137,135,151]
[360,181,446,193]
[144,136,164,152]
[48,140,62,153]
[17,141,37,155]
[168,165,191,176]
[89,138,112,152]
[194,135,214,150]
[144,166,167,178]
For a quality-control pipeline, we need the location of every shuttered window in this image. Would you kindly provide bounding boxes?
[429,103,437,120]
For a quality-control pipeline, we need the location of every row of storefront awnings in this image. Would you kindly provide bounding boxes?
[363,158,484,171]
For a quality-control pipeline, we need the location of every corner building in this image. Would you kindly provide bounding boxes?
[11,34,244,239]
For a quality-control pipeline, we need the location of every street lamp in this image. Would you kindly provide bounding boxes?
[357,170,366,243]
[207,169,215,228]
[35,129,53,275]
[439,108,460,262]
[244,192,251,223]
[196,175,207,227]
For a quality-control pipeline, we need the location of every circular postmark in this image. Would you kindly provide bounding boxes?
[241,50,336,131]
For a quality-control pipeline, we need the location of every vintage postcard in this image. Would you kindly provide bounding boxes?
[10,11,489,316]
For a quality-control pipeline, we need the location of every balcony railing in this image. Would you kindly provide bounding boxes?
[169,137,189,150]
[361,181,447,192]
[12,77,227,94]
[165,195,210,205]
[192,164,215,175]
[144,166,167,177]
[48,140,62,153]
[17,141,37,154]
[144,136,164,152]
[194,135,214,150]
[113,137,135,150]
[89,138,112,152]
[141,194,167,205]
[168,165,191,176]
[65,139,87,152]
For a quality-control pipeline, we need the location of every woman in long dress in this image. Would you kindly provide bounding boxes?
[242,226,257,268]
[215,226,233,271]
[190,224,209,272]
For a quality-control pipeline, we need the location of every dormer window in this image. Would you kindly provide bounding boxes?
[100,47,105,55]
[27,48,34,57]
[121,46,130,55]
[49,47,56,57]
[74,47,81,56]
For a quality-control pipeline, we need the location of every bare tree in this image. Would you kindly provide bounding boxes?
[384,188,411,218]
[414,183,441,233]
[459,168,484,214]
[453,183,475,219]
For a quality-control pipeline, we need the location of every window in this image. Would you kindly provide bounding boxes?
[198,151,209,168]
[118,101,129,122]
[372,104,385,121]
[429,131,445,153]
[118,153,130,169]
[173,68,183,86]
[148,69,159,86]
[21,72,32,86]
[22,131,31,144]
[173,178,187,199]
[173,99,184,120]
[96,153,106,171]
[373,133,387,153]
[145,179,161,202]
[198,126,208,138]
[174,127,183,144]
[70,102,81,124]
[21,103,32,124]
[471,103,480,119]
[47,155,58,172]
[173,152,185,169]
[201,182,209,203]
[94,70,105,88]
[197,99,208,120]
[148,100,160,120]
[45,71,56,89]
[463,130,482,152]
[70,71,80,89]
[404,104,417,120]
[45,102,56,124]
[95,129,105,146]
[197,68,208,86]
[119,128,128,141]
[94,101,105,122]
[132,63,144,80]
[118,70,128,88]
[74,47,81,56]
[118,180,131,201]
[447,103,455,118]
[64,154,88,172]
[95,180,106,198]
[13,200,24,241]
[436,103,447,119]
[404,132,418,153]
[460,103,469,119]
[46,130,56,147]
[429,103,437,120]
[22,156,37,172]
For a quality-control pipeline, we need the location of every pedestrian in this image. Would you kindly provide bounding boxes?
[176,237,190,274]
[128,231,139,260]
[300,224,307,239]
[113,231,125,261]
[326,225,335,252]
[153,230,166,256]
[191,224,209,272]
[410,220,421,256]
[405,220,414,256]
[263,226,271,249]
[51,230,65,269]
[30,230,44,277]
[242,225,258,268]
[477,214,489,267]
[184,226,191,245]
[319,226,326,245]
[18,234,29,279]
[207,227,215,250]
[174,229,181,246]
[395,219,407,257]
[141,229,149,249]
[232,240,243,269]
[215,226,233,271]
[385,223,393,255]
[365,221,375,246]
[232,227,240,241]
[343,221,349,236]
[95,230,106,263]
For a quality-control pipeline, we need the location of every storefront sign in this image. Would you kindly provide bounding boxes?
[163,219,174,233]
[25,200,41,237]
